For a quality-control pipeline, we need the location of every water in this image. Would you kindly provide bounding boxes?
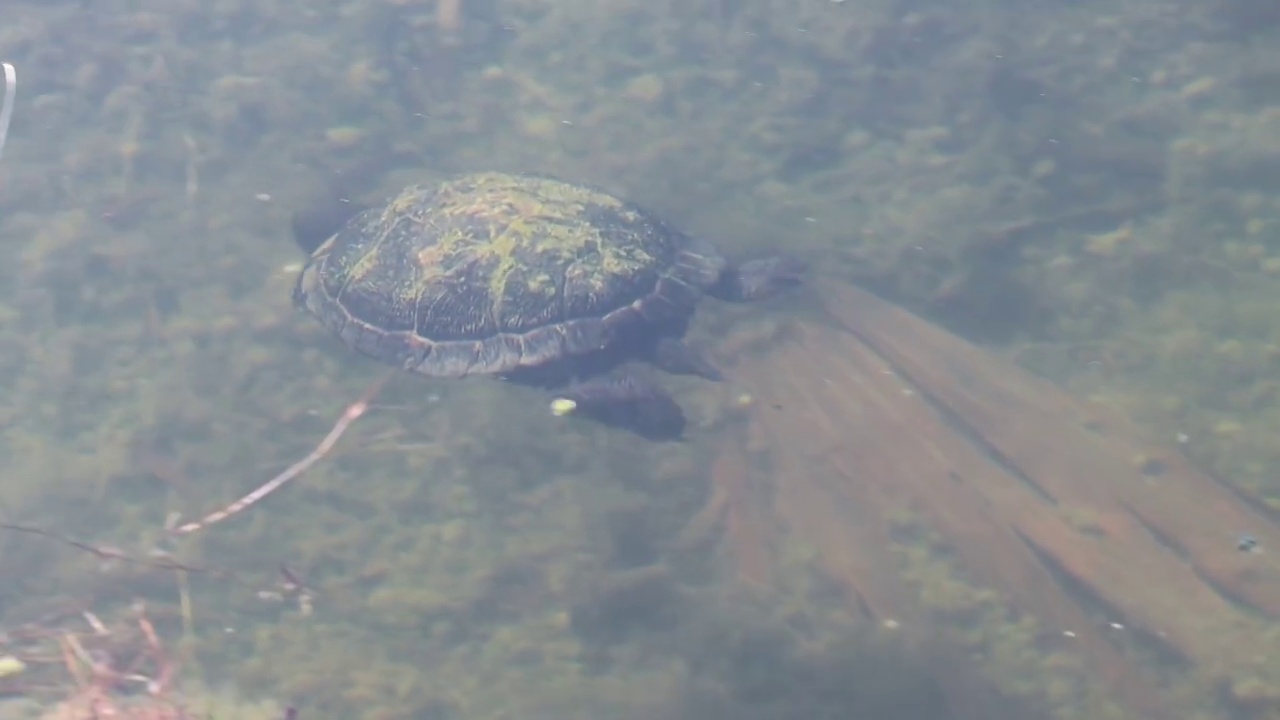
[0,0,1278,718]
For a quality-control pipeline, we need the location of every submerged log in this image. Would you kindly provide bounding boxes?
[709,279,1280,715]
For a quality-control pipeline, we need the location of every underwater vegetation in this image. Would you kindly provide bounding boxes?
[0,0,1278,718]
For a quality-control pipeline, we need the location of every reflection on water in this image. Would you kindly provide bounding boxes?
[0,0,1278,718]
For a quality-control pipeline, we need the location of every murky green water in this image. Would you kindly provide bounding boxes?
[1,1,1279,718]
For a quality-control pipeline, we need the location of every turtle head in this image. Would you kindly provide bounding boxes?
[710,255,809,302]
[290,189,369,255]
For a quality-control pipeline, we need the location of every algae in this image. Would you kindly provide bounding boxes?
[0,0,1278,717]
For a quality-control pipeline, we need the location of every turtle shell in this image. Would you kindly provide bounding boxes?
[293,172,727,377]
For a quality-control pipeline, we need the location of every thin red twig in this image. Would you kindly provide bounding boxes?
[0,523,218,575]
[170,373,390,535]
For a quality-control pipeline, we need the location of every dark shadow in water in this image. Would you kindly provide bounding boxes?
[562,561,1050,720]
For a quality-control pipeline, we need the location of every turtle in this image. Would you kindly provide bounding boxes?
[290,171,805,440]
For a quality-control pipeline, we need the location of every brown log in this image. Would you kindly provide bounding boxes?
[708,279,1280,714]
[729,322,1142,685]
[818,280,1280,676]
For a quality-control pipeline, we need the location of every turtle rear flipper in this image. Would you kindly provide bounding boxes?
[710,255,808,302]
[552,373,686,441]
[654,337,723,381]
[291,189,370,254]
[292,149,422,254]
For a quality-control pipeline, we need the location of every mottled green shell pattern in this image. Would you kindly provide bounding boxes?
[294,172,726,377]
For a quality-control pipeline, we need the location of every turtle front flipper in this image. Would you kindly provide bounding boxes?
[709,255,808,302]
[551,373,686,441]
